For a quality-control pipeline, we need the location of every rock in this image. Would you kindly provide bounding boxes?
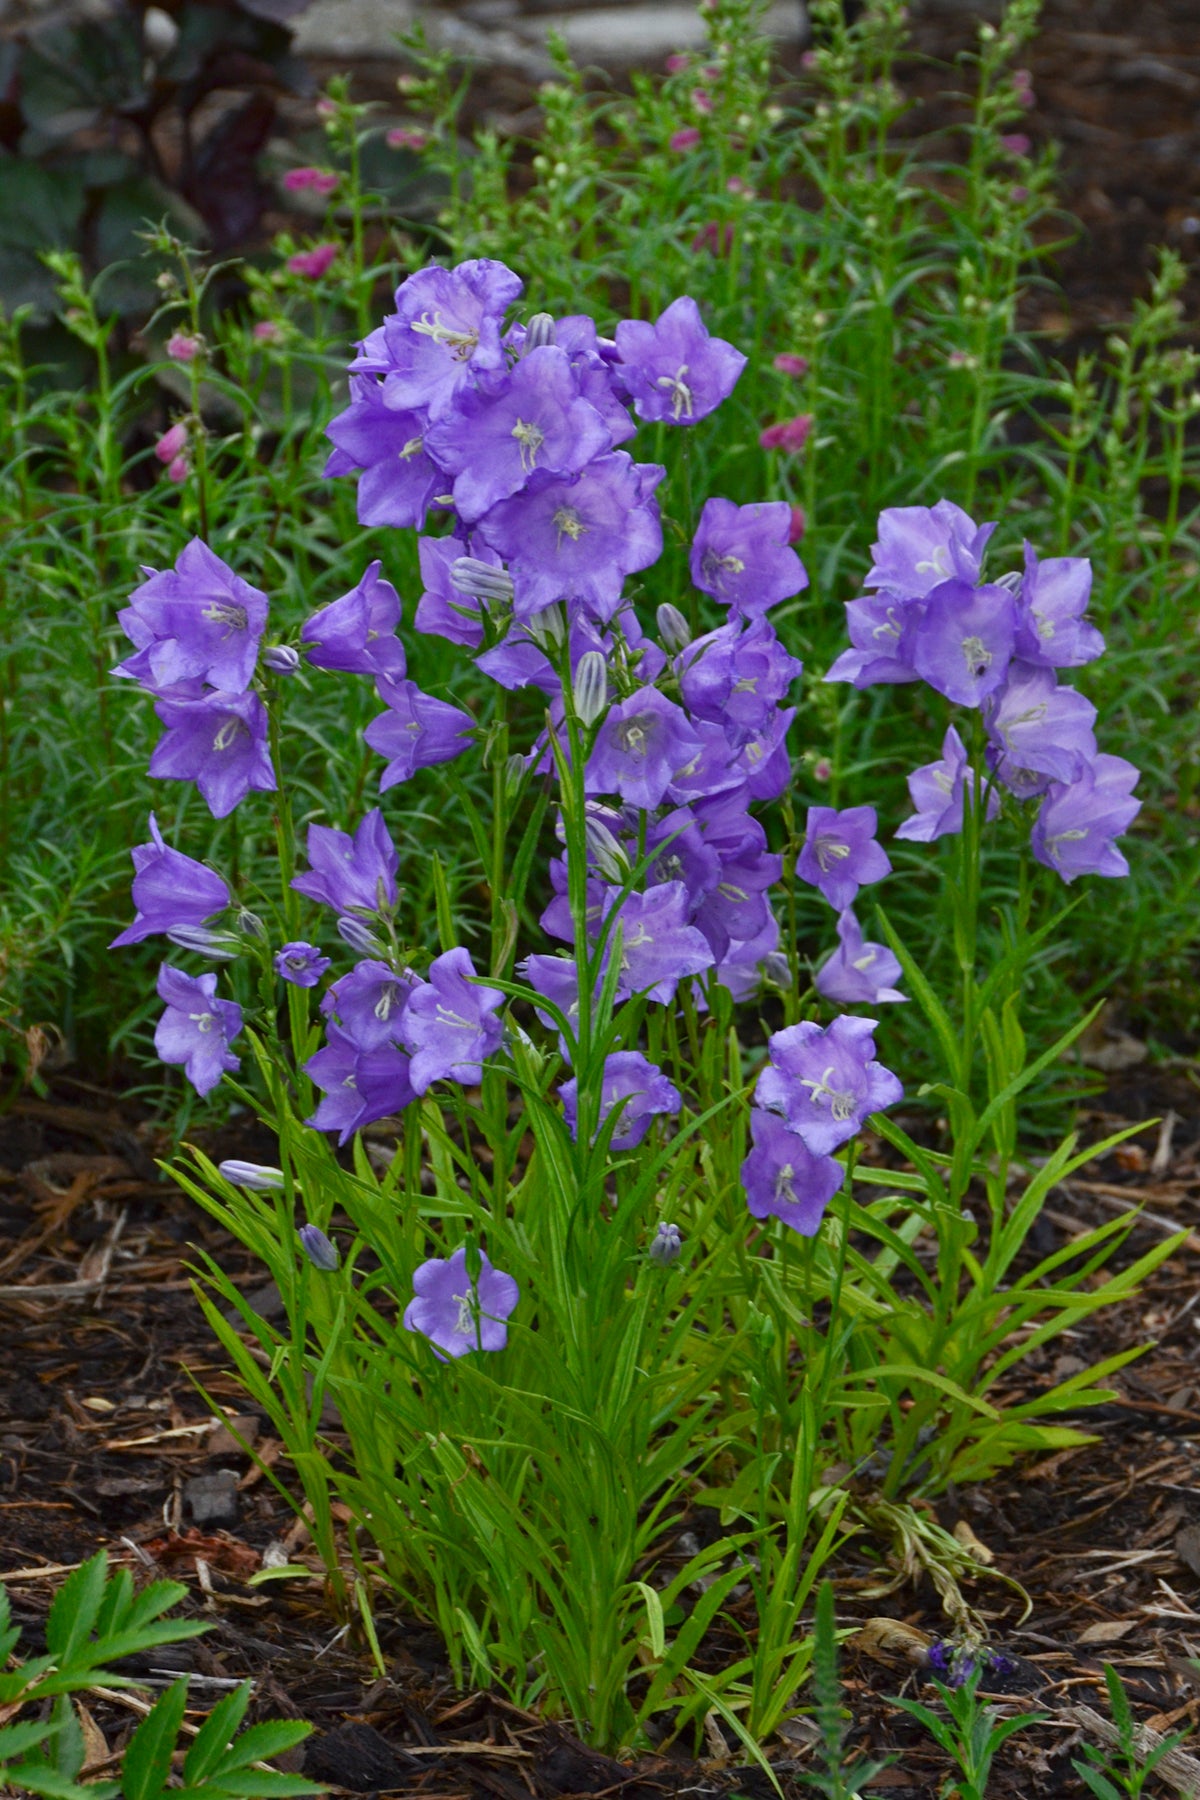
[514,0,805,62]
[184,1469,240,1528]
[293,0,414,57]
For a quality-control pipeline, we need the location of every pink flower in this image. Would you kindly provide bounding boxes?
[690,87,713,114]
[726,175,754,197]
[284,166,339,194]
[253,320,285,344]
[773,352,808,377]
[386,126,430,151]
[315,97,338,117]
[154,422,188,464]
[665,52,690,73]
[669,127,702,153]
[166,454,189,484]
[1012,185,1030,202]
[691,221,734,256]
[800,49,817,70]
[286,243,339,279]
[166,333,200,363]
[812,755,832,782]
[759,415,813,453]
[1000,132,1030,155]
[787,504,806,544]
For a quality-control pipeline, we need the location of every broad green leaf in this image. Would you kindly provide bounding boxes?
[121,1677,190,1800]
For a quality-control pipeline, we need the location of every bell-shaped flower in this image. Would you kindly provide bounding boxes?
[983,661,1097,793]
[353,258,524,419]
[585,688,701,810]
[154,964,242,1097]
[305,1023,416,1143]
[149,689,276,819]
[865,500,995,600]
[274,942,331,987]
[111,813,230,947]
[403,1245,519,1358]
[796,805,891,912]
[321,959,416,1051]
[689,498,808,618]
[291,809,399,915]
[909,579,1016,707]
[678,617,802,748]
[117,539,269,695]
[302,561,407,679]
[400,947,505,1094]
[559,1051,681,1151]
[755,1015,903,1156]
[614,295,747,425]
[815,910,906,1006]
[1031,754,1141,884]
[601,882,715,1003]
[323,376,443,530]
[1013,542,1104,669]
[741,1107,845,1236]
[895,725,1000,841]
[366,676,475,791]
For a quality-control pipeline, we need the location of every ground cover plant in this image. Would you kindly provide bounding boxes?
[2,0,1199,1776]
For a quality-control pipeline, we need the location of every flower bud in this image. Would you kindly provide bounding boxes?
[995,570,1022,594]
[656,603,692,653]
[450,557,514,604]
[763,951,791,988]
[585,815,629,882]
[572,650,608,726]
[298,1223,339,1271]
[337,914,386,956]
[649,1222,682,1265]
[524,312,557,351]
[504,752,528,803]
[166,925,241,960]
[154,422,188,465]
[235,908,267,939]
[219,1160,286,1191]
[525,602,566,650]
[263,644,301,675]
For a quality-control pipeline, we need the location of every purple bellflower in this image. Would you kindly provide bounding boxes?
[909,580,1016,707]
[154,964,242,1097]
[1031,754,1141,883]
[322,959,416,1051]
[323,377,443,530]
[689,498,808,618]
[400,947,505,1094]
[365,676,475,790]
[352,259,523,419]
[291,809,399,915]
[275,942,331,987]
[111,813,230,947]
[149,689,276,819]
[614,295,747,425]
[601,882,716,1003]
[476,452,664,624]
[559,1051,682,1151]
[733,706,796,803]
[741,1108,845,1236]
[302,561,407,680]
[983,661,1097,794]
[678,617,803,747]
[815,910,906,1006]
[305,1024,416,1142]
[413,536,494,648]
[424,345,612,521]
[756,1015,903,1156]
[403,1245,519,1359]
[823,594,920,690]
[298,1223,340,1272]
[895,725,1001,842]
[796,805,892,912]
[1013,542,1104,669]
[585,688,701,809]
[866,501,995,600]
[117,539,269,695]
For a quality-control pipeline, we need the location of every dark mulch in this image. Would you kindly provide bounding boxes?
[3,1050,1200,1796]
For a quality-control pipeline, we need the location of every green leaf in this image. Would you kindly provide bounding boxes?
[182,1681,253,1785]
[204,1718,313,1778]
[632,1581,665,1658]
[46,1552,107,1662]
[121,1678,190,1800]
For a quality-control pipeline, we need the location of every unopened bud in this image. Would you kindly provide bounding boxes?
[505,752,528,802]
[235,908,267,939]
[525,602,566,650]
[298,1223,339,1271]
[263,644,301,675]
[524,312,557,350]
[167,925,241,960]
[649,1222,682,1265]
[763,951,791,988]
[337,914,386,956]
[572,650,608,725]
[219,1160,286,1191]
[656,603,692,653]
[585,815,629,882]
[994,570,1022,594]
[450,557,514,604]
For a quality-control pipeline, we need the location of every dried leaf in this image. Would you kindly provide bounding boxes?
[1077,1618,1137,1645]
[851,1617,932,1666]
[1174,1525,1200,1579]
[953,1520,995,1565]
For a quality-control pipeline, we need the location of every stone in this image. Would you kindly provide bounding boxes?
[513,0,805,61]
[184,1469,240,1528]
[293,0,415,58]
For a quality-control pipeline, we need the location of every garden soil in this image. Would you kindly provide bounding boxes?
[5,4,1200,1794]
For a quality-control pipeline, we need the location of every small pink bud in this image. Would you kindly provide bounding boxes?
[166,332,200,363]
[665,52,689,73]
[154,421,188,463]
[726,175,754,198]
[386,126,430,151]
[690,221,734,256]
[787,505,806,544]
[773,352,809,377]
[253,320,285,343]
[800,49,817,70]
[999,132,1030,155]
[166,454,189,484]
[315,97,338,117]
[669,126,702,153]
[286,242,339,279]
[812,755,832,781]
[690,87,713,115]
[947,349,969,368]
[759,414,813,453]
[1012,184,1030,201]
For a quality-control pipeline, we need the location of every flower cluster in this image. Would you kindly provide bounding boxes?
[826,501,1140,881]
